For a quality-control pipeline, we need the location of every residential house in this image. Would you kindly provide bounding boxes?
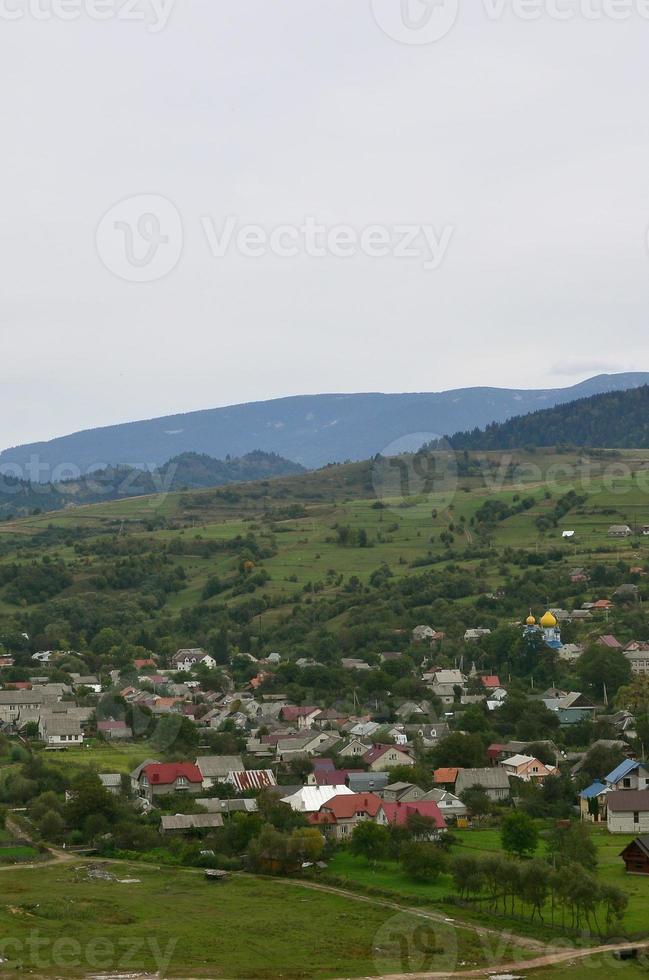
[97,720,132,740]
[455,768,510,801]
[346,772,390,794]
[607,791,649,834]
[420,788,468,820]
[500,754,557,783]
[99,774,123,795]
[375,800,446,836]
[337,737,372,760]
[341,658,373,671]
[598,635,623,650]
[314,708,348,730]
[196,755,245,789]
[614,584,640,604]
[403,722,450,748]
[580,781,609,824]
[464,628,491,642]
[346,721,380,740]
[558,644,584,663]
[229,770,276,792]
[39,713,84,747]
[0,690,44,723]
[412,625,436,643]
[134,762,203,802]
[382,782,425,803]
[281,785,354,813]
[395,701,429,721]
[434,768,461,789]
[280,706,321,729]
[363,744,414,772]
[380,651,404,664]
[428,669,467,705]
[605,759,649,793]
[309,792,383,839]
[70,674,102,694]
[542,691,596,726]
[275,732,332,761]
[160,813,224,834]
[608,525,633,537]
[171,649,217,672]
[625,650,649,675]
[200,798,259,815]
[620,836,649,875]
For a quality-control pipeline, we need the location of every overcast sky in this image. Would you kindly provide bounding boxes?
[3,0,649,449]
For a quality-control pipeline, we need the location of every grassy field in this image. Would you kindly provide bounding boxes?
[0,860,539,979]
[35,740,158,778]
[0,448,649,623]
[328,827,649,939]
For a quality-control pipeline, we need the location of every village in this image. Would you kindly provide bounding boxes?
[3,593,649,882]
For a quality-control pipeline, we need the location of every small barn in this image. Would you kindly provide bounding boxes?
[620,835,649,875]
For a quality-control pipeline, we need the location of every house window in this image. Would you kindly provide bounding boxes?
[623,778,632,788]
[634,812,640,823]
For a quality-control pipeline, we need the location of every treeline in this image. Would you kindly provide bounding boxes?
[0,451,304,517]
[452,853,627,935]
[443,385,649,450]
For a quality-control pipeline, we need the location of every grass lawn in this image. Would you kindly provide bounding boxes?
[0,861,531,979]
[0,845,41,862]
[328,828,649,940]
[35,741,157,777]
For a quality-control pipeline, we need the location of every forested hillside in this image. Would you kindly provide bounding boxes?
[446,385,649,450]
[0,451,304,518]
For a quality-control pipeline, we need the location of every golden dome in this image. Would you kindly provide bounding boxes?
[526,614,536,626]
[540,611,558,629]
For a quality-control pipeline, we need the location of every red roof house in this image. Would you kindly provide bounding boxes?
[137,762,203,801]
[309,793,383,838]
[598,635,623,650]
[434,767,461,786]
[376,800,446,832]
[363,744,414,771]
[480,675,501,690]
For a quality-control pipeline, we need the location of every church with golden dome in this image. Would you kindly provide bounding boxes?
[523,610,562,650]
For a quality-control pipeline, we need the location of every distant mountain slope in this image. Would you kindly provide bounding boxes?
[446,385,649,450]
[2,373,648,478]
[0,451,304,517]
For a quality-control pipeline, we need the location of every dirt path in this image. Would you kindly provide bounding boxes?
[278,878,649,978]
[330,939,649,979]
[1,815,73,870]
[278,876,554,952]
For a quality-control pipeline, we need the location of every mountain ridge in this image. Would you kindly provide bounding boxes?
[3,372,648,478]
[445,383,649,451]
